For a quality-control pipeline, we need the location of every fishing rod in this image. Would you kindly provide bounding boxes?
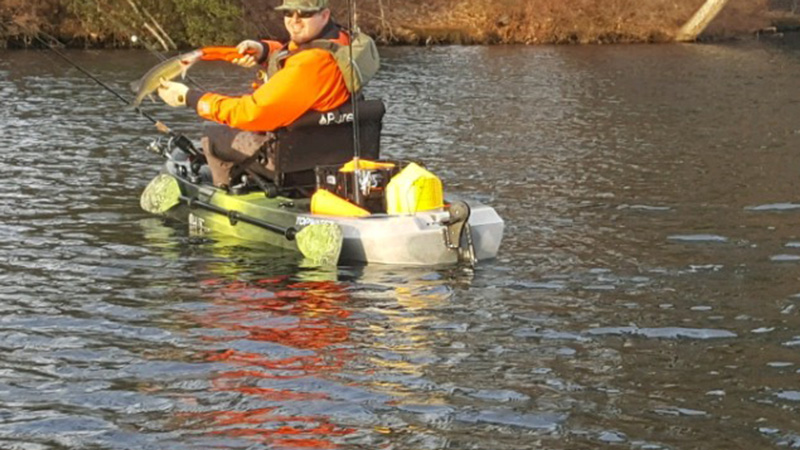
[347,0,363,206]
[31,32,200,157]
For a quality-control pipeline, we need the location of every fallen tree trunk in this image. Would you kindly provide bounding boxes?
[676,0,732,41]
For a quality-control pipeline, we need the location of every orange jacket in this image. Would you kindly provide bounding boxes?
[187,28,351,132]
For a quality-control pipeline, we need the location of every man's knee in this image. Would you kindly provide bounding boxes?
[200,126,276,187]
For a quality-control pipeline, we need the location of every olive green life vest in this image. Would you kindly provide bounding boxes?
[266,31,380,93]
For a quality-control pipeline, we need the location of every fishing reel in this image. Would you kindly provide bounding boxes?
[148,135,201,159]
[147,136,169,157]
[147,135,206,181]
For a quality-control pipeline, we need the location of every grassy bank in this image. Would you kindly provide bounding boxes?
[0,0,774,48]
[344,0,771,44]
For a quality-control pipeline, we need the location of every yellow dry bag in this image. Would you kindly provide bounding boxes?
[385,163,444,215]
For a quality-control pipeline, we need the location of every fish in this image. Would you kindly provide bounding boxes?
[130,46,259,107]
[130,49,203,107]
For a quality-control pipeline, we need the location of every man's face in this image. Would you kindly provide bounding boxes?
[283,8,330,44]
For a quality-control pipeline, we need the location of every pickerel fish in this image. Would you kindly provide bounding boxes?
[130,46,257,107]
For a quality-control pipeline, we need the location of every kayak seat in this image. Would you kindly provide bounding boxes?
[250,99,385,194]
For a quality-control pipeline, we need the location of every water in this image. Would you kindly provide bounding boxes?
[2,39,800,449]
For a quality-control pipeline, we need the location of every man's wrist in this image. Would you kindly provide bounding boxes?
[256,41,269,65]
[186,89,204,110]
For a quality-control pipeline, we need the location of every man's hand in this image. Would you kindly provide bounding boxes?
[232,40,265,68]
[158,79,188,107]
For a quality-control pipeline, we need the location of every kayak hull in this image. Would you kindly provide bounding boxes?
[155,161,504,266]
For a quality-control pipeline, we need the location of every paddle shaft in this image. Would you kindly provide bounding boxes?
[180,195,298,240]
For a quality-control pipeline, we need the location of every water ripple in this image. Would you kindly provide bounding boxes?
[586,326,737,339]
[2,43,800,449]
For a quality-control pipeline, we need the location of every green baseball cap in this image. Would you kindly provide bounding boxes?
[275,0,329,11]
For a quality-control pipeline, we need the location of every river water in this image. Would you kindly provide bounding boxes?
[2,38,800,449]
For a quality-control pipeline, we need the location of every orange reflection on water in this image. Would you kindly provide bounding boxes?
[201,407,355,449]
[199,278,351,351]
[183,277,357,448]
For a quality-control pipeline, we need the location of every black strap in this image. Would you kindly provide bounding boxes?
[228,136,277,195]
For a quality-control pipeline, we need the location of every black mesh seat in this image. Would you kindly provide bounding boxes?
[261,99,385,191]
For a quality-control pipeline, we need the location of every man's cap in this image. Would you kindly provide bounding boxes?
[275,0,329,11]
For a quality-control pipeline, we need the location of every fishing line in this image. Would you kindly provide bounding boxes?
[32,33,134,106]
[28,32,199,155]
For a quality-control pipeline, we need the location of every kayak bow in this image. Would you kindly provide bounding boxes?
[141,173,344,265]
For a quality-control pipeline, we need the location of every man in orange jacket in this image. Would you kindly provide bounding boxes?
[158,0,353,188]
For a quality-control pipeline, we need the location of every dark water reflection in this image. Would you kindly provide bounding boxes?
[2,40,800,449]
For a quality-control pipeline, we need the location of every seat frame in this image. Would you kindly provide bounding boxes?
[259,99,386,194]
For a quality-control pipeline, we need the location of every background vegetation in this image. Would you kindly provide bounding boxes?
[0,0,780,48]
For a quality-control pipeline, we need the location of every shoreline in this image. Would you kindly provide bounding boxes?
[1,29,794,50]
[0,0,785,50]
[2,27,795,50]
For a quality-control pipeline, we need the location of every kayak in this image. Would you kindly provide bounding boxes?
[141,146,504,266]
